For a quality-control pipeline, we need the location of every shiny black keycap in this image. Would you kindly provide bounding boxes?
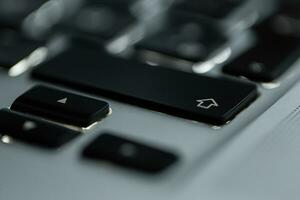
[0,109,78,148]
[223,14,300,82]
[136,12,226,62]
[11,86,110,127]
[32,43,258,125]
[82,133,178,173]
[0,27,42,68]
[57,0,135,41]
[173,0,245,19]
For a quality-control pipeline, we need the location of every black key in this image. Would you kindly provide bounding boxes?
[92,0,137,6]
[82,133,178,173]
[32,43,258,125]
[272,2,300,36]
[0,0,46,27]
[11,86,110,127]
[173,0,245,19]
[0,109,78,148]
[0,27,42,68]
[279,1,300,19]
[136,12,226,62]
[57,0,135,41]
[223,15,300,82]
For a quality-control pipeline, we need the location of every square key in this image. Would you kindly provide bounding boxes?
[82,133,179,173]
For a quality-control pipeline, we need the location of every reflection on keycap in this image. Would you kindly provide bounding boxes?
[57,0,136,41]
[136,11,227,62]
[0,109,78,148]
[0,27,42,69]
[223,11,300,82]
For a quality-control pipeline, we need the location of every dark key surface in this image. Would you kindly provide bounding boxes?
[0,0,46,27]
[58,0,135,41]
[173,0,245,19]
[136,12,226,62]
[82,133,178,173]
[0,27,42,68]
[11,86,110,127]
[223,15,300,82]
[32,44,258,125]
[0,109,78,148]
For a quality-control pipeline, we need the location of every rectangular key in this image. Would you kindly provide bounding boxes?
[0,109,78,148]
[135,11,227,62]
[223,13,300,82]
[82,133,178,173]
[57,0,136,41]
[32,43,258,125]
[11,86,110,127]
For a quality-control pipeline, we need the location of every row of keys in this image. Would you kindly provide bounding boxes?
[2,0,299,84]
[0,84,178,173]
[1,84,110,146]
[0,109,177,173]
[132,2,300,83]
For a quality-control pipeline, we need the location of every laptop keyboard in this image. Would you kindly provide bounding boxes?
[32,42,258,125]
[0,0,299,174]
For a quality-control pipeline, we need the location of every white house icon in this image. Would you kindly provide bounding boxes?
[196,98,219,109]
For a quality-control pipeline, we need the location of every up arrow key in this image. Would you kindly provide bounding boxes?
[11,86,110,127]
[57,97,67,104]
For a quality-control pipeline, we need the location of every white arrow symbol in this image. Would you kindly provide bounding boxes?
[196,98,219,109]
[23,121,37,131]
[57,97,67,104]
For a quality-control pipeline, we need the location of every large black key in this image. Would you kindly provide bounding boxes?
[32,43,258,125]
[223,14,300,82]
[0,27,42,68]
[173,0,245,19]
[0,109,78,148]
[82,133,178,173]
[136,12,226,62]
[11,86,110,127]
